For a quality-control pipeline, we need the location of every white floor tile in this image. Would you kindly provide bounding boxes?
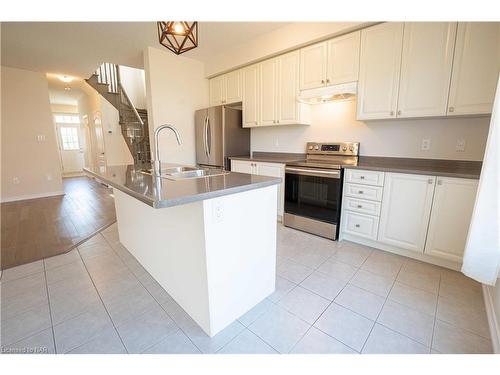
[1,260,44,282]
[350,269,395,297]
[143,329,201,354]
[68,326,126,354]
[436,296,490,338]
[300,271,347,301]
[268,276,297,303]
[396,268,440,294]
[362,324,429,354]
[183,320,245,354]
[432,320,492,354]
[335,284,385,320]
[316,259,358,282]
[218,329,278,354]
[276,258,314,284]
[388,282,438,316]
[0,328,55,354]
[44,249,81,270]
[314,303,374,352]
[0,304,52,346]
[278,286,330,324]
[291,327,357,354]
[249,305,310,353]
[238,298,275,327]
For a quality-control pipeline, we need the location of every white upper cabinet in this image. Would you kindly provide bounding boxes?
[209,70,242,106]
[327,31,360,85]
[378,173,436,253]
[259,58,278,126]
[357,23,404,120]
[397,22,457,118]
[242,64,259,128]
[299,42,328,90]
[225,70,243,104]
[277,51,301,124]
[448,22,500,115]
[425,177,478,262]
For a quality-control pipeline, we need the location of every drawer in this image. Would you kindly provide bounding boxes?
[345,169,384,186]
[343,197,381,216]
[344,183,383,202]
[342,211,379,240]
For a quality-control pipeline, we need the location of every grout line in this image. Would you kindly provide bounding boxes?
[42,259,58,354]
[75,245,130,354]
[429,271,442,352]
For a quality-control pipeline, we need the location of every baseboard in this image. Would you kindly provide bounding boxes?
[1,190,65,203]
[483,284,500,354]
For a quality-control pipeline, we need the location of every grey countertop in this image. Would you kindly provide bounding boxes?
[84,163,281,209]
[229,152,305,164]
[350,156,483,179]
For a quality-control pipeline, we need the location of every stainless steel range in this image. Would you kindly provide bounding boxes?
[284,142,360,240]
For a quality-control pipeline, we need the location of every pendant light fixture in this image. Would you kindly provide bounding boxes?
[157,21,198,55]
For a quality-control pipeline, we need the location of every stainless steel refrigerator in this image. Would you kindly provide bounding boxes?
[195,105,250,169]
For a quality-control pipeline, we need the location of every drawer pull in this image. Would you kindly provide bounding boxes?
[355,224,360,228]
[358,190,364,194]
[357,205,363,208]
[360,176,365,179]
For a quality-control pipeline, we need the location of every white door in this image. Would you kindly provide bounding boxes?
[448,22,500,115]
[254,162,285,216]
[277,51,300,125]
[242,64,259,128]
[93,112,106,168]
[57,124,84,174]
[225,70,242,104]
[299,41,328,90]
[397,22,457,118]
[209,75,225,106]
[231,160,255,174]
[425,177,478,262]
[259,58,278,126]
[327,31,361,85]
[378,173,436,253]
[357,22,404,120]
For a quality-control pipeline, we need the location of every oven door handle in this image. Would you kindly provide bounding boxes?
[285,167,341,179]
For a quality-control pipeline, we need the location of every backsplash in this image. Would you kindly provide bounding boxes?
[251,99,490,161]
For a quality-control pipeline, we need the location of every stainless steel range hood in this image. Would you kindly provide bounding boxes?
[298,81,357,104]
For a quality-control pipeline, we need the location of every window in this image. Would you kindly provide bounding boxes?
[59,126,80,150]
[54,114,80,124]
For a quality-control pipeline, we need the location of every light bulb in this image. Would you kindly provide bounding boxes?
[173,23,184,34]
[58,75,74,83]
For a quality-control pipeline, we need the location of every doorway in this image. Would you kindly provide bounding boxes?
[54,113,85,176]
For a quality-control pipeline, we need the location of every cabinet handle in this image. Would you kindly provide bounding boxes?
[449,107,454,113]
[360,176,365,179]
[358,190,364,194]
[326,79,330,84]
[397,110,402,116]
[428,179,434,184]
[355,224,360,228]
[321,80,325,84]
[390,111,394,116]
[357,205,363,208]
[277,120,279,124]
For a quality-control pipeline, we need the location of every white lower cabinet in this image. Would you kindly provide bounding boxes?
[231,159,285,218]
[424,177,478,262]
[378,173,435,253]
[341,168,479,268]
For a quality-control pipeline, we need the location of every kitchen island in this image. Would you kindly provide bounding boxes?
[84,164,280,337]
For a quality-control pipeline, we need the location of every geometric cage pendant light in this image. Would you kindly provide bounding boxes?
[157,21,198,55]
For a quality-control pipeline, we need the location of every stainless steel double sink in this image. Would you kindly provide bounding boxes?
[140,166,228,180]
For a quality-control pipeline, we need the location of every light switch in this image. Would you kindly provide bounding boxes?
[36,134,46,142]
[456,139,466,152]
[13,177,20,185]
[212,201,224,223]
[421,139,430,151]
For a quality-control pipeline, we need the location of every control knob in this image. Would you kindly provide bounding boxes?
[308,145,313,150]
[342,146,347,151]
[349,146,354,151]
[314,145,320,150]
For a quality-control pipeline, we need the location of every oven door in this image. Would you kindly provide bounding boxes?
[284,166,342,240]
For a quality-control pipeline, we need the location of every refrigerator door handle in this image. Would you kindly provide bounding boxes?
[207,117,211,157]
[203,116,209,157]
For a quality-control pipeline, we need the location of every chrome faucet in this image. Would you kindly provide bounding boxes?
[153,124,182,176]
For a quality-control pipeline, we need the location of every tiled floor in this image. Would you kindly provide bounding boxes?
[0,224,493,354]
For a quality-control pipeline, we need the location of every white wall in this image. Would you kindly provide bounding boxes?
[77,87,133,167]
[118,65,146,110]
[251,99,490,161]
[1,66,64,201]
[205,22,370,77]
[144,46,208,165]
[50,104,79,114]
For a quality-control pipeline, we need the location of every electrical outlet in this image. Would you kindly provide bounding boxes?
[13,177,20,185]
[421,139,431,151]
[456,139,466,152]
[212,201,224,223]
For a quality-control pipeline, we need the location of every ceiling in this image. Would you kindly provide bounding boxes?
[1,22,291,78]
[45,73,94,106]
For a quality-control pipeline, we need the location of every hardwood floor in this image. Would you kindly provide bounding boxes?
[1,176,116,269]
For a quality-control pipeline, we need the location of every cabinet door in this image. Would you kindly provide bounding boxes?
[277,51,300,125]
[425,177,478,262]
[299,42,328,90]
[242,64,259,128]
[357,23,404,120]
[397,22,457,118]
[231,160,254,174]
[254,162,285,216]
[327,31,361,85]
[209,75,225,106]
[225,70,242,104]
[378,173,435,253]
[448,22,500,115]
[259,59,278,126]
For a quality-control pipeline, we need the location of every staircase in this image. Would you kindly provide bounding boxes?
[86,63,151,164]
